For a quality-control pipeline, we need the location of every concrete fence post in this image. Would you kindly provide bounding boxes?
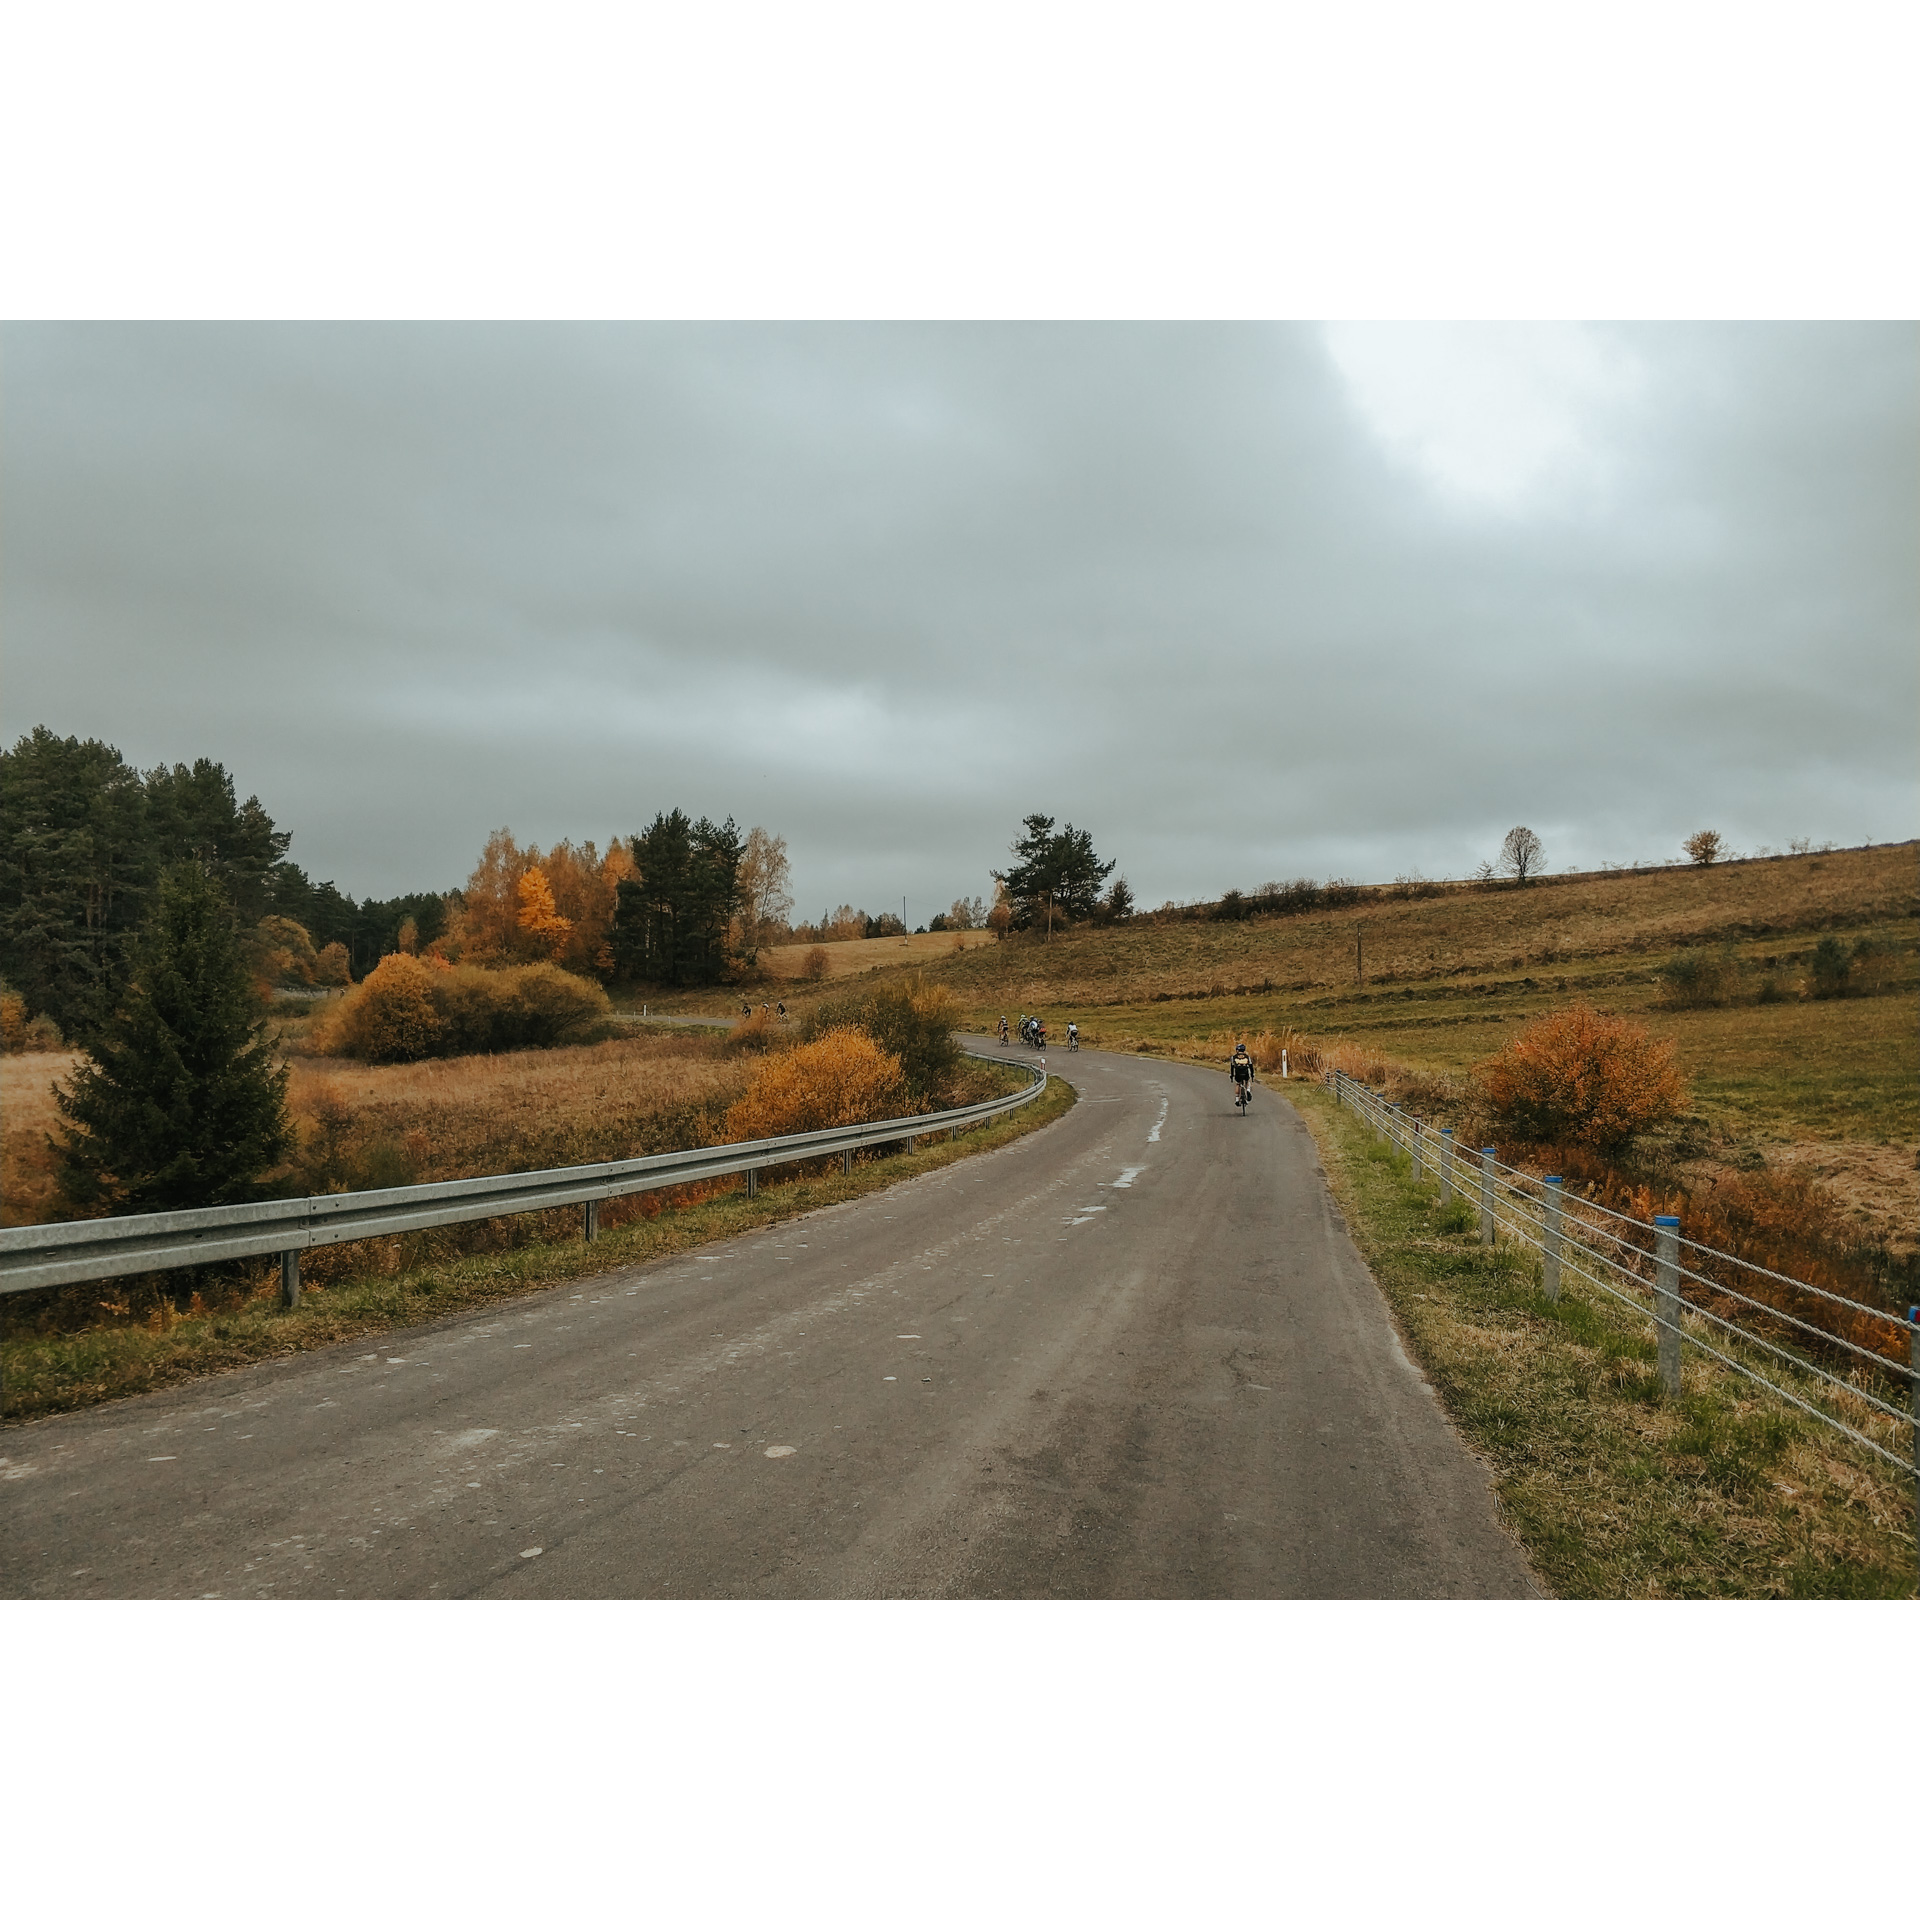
[1438,1131,1455,1205]
[583,1199,601,1242]
[1542,1176,1564,1301]
[1653,1215,1683,1393]
[280,1247,300,1310]
[1479,1148,1496,1245]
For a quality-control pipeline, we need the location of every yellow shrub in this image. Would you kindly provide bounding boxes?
[725,1027,909,1141]
[0,990,26,1053]
[314,958,609,1063]
[1475,1003,1687,1154]
[317,953,445,1063]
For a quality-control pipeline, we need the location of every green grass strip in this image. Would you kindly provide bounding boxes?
[1285,1081,1918,1599]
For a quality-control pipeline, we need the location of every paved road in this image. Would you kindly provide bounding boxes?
[0,1047,1536,1598]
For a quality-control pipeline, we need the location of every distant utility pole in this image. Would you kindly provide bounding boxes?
[1356,927,1365,987]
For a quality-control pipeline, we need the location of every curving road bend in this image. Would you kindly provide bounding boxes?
[1,1046,1537,1599]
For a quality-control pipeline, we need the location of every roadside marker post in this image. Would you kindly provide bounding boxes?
[1542,1177,1564,1302]
[1653,1216,1683,1394]
[1479,1148,1496,1245]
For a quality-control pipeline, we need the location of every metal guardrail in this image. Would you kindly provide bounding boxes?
[1326,1067,1920,1580]
[0,1059,1046,1302]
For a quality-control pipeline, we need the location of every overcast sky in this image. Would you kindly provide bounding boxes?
[4,322,1913,917]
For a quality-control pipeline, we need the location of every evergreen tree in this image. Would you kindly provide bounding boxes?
[612,811,745,985]
[144,758,290,922]
[55,861,292,1215]
[0,727,155,1033]
[994,813,1115,939]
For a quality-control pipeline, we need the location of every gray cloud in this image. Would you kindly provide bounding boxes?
[4,322,1913,914]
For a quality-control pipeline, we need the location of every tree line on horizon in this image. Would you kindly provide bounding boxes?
[0,727,800,1037]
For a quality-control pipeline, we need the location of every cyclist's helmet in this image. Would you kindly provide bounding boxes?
[1234,1041,1248,1054]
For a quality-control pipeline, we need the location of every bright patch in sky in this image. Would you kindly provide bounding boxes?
[1322,323,1642,510]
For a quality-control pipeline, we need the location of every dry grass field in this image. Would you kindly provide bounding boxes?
[1,1032,741,1232]
[2,1050,80,1229]
[288,1032,737,1191]
[754,928,995,982]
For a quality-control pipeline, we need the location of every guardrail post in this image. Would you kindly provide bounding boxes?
[1653,1215,1683,1393]
[1438,1130,1454,1205]
[1410,1117,1423,1182]
[842,1149,854,1176]
[1332,1068,1343,1107]
[583,1200,600,1242]
[280,1247,300,1309]
[1542,1177,1564,1302]
[745,1167,759,1197]
[1479,1148,1496,1245]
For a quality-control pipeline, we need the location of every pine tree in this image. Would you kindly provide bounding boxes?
[55,861,292,1215]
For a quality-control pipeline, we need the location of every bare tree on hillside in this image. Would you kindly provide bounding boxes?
[1499,825,1544,885]
[735,828,793,963]
[1683,829,1724,867]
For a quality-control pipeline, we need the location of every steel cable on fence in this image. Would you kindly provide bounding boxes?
[1506,1199,1915,1431]
[1464,1177,1917,1461]
[1335,1076,1917,1467]
[1438,1109,1915,1337]
[1470,1163,1918,1387]
[1361,1078,1914,1365]
[1456,1133,1916,1424]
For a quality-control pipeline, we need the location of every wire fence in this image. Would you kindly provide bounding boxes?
[1326,1069,1920,1572]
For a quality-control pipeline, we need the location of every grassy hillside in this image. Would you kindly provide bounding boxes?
[658,841,1917,1251]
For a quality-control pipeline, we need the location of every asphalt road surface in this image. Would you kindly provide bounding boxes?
[1,1046,1537,1598]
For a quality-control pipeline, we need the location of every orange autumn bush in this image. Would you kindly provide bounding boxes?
[314,954,609,1064]
[1475,1003,1687,1155]
[724,1027,910,1142]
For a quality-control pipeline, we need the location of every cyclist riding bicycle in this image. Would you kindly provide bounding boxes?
[1229,1041,1255,1109]
[1067,1021,1079,1051]
[999,1014,1009,1045]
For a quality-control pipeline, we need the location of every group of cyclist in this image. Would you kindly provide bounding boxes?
[998,1014,1077,1052]
[993,1014,1254,1106]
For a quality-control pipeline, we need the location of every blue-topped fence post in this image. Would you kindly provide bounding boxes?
[1653,1215,1683,1393]
[1542,1176,1564,1302]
